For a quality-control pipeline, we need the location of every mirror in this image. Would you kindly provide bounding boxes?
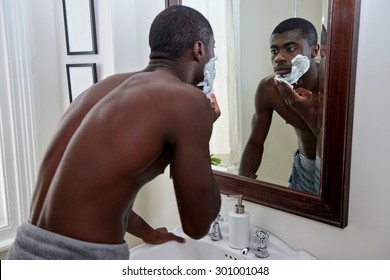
[181,0,327,192]
[166,0,361,227]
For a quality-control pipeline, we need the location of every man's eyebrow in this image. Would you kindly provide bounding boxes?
[283,41,297,47]
[270,41,297,49]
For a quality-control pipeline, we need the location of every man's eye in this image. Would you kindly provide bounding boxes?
[271,49,278,55]
[287,47,296,52]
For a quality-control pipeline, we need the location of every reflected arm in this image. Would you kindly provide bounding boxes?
[239,81,273,179]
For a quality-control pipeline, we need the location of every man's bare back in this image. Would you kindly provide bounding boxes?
[7,5,221,260]
[29,72,136,227]
[30,68,218,244]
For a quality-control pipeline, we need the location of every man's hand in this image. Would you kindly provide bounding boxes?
[142,227,186,245]
[275,80,314,117]
[209,94,221,123]
[127,211,185,245]
[275,80,318,136]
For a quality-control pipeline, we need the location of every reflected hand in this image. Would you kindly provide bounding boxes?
[275,80,318,136]
[142,227,186,245]
[209,94,221,123]
[275,80,314,118]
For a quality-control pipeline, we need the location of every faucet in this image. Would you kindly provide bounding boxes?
[241,229,270,258]
[208,214,224,241]
[254,230,269,258]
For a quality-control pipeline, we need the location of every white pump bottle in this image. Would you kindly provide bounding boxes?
[228,195,250,249]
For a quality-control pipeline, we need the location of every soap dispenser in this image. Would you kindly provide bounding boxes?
[228,195,250,249]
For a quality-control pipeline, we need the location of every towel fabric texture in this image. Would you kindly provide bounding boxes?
[6,222,129,260]
[288,149,320,195]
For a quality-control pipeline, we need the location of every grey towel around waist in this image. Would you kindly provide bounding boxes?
[288,149,320,195]
[6,222,129,260]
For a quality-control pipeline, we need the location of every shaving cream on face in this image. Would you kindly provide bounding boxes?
[274,54,310,85]
[197,56,218,99]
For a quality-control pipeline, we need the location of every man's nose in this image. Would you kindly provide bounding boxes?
[274,51,287,63]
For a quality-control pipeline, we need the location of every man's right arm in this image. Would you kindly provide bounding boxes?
[239,81,274,179]
[169,92,221,240]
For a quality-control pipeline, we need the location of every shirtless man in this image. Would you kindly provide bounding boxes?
[7,5,221,260]
[239,18,321,195]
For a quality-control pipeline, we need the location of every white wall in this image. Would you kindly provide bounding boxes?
[29,0,63,160]
[26,0,390,259]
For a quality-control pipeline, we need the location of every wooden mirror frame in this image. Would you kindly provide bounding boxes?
[166,0,361,228]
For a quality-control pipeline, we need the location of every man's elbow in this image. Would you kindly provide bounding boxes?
[181,222,210,240]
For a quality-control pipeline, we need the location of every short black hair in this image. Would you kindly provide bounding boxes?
[271,18,318,47]
[149,5,214,59]
[321,24,327,46]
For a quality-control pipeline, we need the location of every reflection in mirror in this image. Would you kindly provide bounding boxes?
[238,17,326,196]
[238,1,328,190]
[168,0,361,227]
[183,0,328,195]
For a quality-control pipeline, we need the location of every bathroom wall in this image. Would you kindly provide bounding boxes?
[13,0,390,259]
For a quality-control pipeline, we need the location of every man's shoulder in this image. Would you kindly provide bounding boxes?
[101,72,138,83]
[255,74,278,97]
[258,74,277,87]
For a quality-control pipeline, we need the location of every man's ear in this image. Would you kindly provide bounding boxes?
[320,45,327,58]
[193,41,204,61]
[311,44,320,58]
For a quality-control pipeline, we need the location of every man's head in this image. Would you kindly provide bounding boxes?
[320,24,327,58]
[319,25,327,92]
[270,18,319,77]
[149,5,214,60]
[272,17,318,47]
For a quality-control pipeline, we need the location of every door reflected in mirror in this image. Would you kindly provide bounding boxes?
[183,0,328,195]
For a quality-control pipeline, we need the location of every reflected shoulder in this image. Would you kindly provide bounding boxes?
[255,75,279,104]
